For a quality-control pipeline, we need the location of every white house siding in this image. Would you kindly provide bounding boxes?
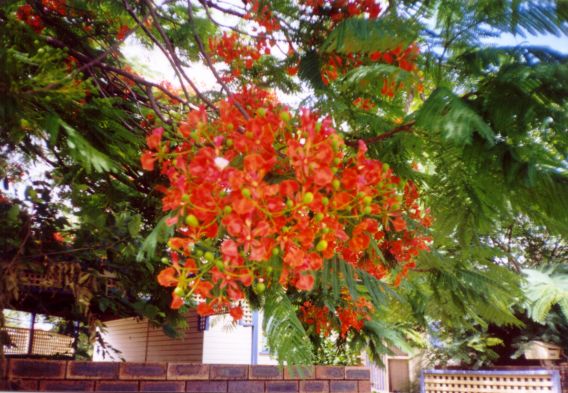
[202,314,253,364]
[93,310,204,362]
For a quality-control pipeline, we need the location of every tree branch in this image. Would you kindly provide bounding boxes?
[133,0,218,112]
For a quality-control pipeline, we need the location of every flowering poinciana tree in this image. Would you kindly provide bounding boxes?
[3,0,567,365]
[133,0,432,361]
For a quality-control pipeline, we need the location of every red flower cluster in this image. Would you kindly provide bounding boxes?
[321,44,421,95]
[299,295,373,338]
[17,0,68,33]
[300,301,332,336]
[353,97,376,111]
[142,85,431,321]
[302,0,382,22]
[209,33,269,80]
[41,0,67,16]
[245,0,281,33]
[336,296,372,337]
[17,4,44,33]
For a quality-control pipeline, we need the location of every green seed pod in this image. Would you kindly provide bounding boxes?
[303,192,314,204]
[185,214,199,227]
[254,282,266,294]
[316,239,328,252]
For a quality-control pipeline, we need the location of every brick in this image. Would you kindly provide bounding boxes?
[67,362,119,379]
[141,381,185,392]
[96,381,139,391]
[344,368,369,381]
[315,366,344,380]
[186,381,227,393]
[249,365,283,380]
[119,363,167,380]
[284,366,315,380]
[357,381,371,393]
[266,381,298,393]
[39,380,94,391]
[1,357,8,379]
[11,379,39,391]
[330,381,357,393]
[300,380,328,393]
[10,359,66,380]
[210,365,247,380]
[228,381,265,393]
[168,364,209,380]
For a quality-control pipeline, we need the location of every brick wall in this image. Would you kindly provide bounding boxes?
[2,359,372,393]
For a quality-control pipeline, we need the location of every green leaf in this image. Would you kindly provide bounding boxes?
[416,88,495,145]
[60,120,117,173]
[298,50,326,90]
[342,63,416,87]
[523,266,568,323]
[128,214,142,237]
[321,18,417,54]
[137,214,175,262]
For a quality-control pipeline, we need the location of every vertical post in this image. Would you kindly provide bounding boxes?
[72,320,80,359]
[27,312,36,355]
[144,320,150,362]
[251,311,259,365]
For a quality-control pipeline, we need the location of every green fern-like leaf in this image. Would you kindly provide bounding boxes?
[321,18,417,54]
[137,214,175,262]
[523,265,568,323]
[416,88,495,144]
[298,50,326,90]
[59,119,117,173]
[263,286,314,365]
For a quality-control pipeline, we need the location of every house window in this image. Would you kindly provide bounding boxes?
[197,315,209,331]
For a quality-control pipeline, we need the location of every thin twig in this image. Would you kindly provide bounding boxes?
[45,36,191,107]
[122,0,195,105]
[186,0,250,119]
[345,121,416,146]
[10,219,32,265]
[137,0,218,112]
[146,85,172,124]
[198,0,246,18]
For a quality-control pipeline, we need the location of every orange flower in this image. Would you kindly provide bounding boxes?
[171,294,184,309]
[157,267,178,287]
[229,306,244,321]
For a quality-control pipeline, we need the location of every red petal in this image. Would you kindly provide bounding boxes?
[296,274,314,291]
[157,267,178,287]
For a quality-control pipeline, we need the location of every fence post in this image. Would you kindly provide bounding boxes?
[27,312,36,355]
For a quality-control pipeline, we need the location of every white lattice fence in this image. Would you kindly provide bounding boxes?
[2,327,73,356]
[421,369,561,393]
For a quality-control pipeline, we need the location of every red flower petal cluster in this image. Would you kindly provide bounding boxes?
[142,86,431,321]
[209,33,269,81]
[321,45,421,95]
[302,0,382,23]
[17,4,44,33]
